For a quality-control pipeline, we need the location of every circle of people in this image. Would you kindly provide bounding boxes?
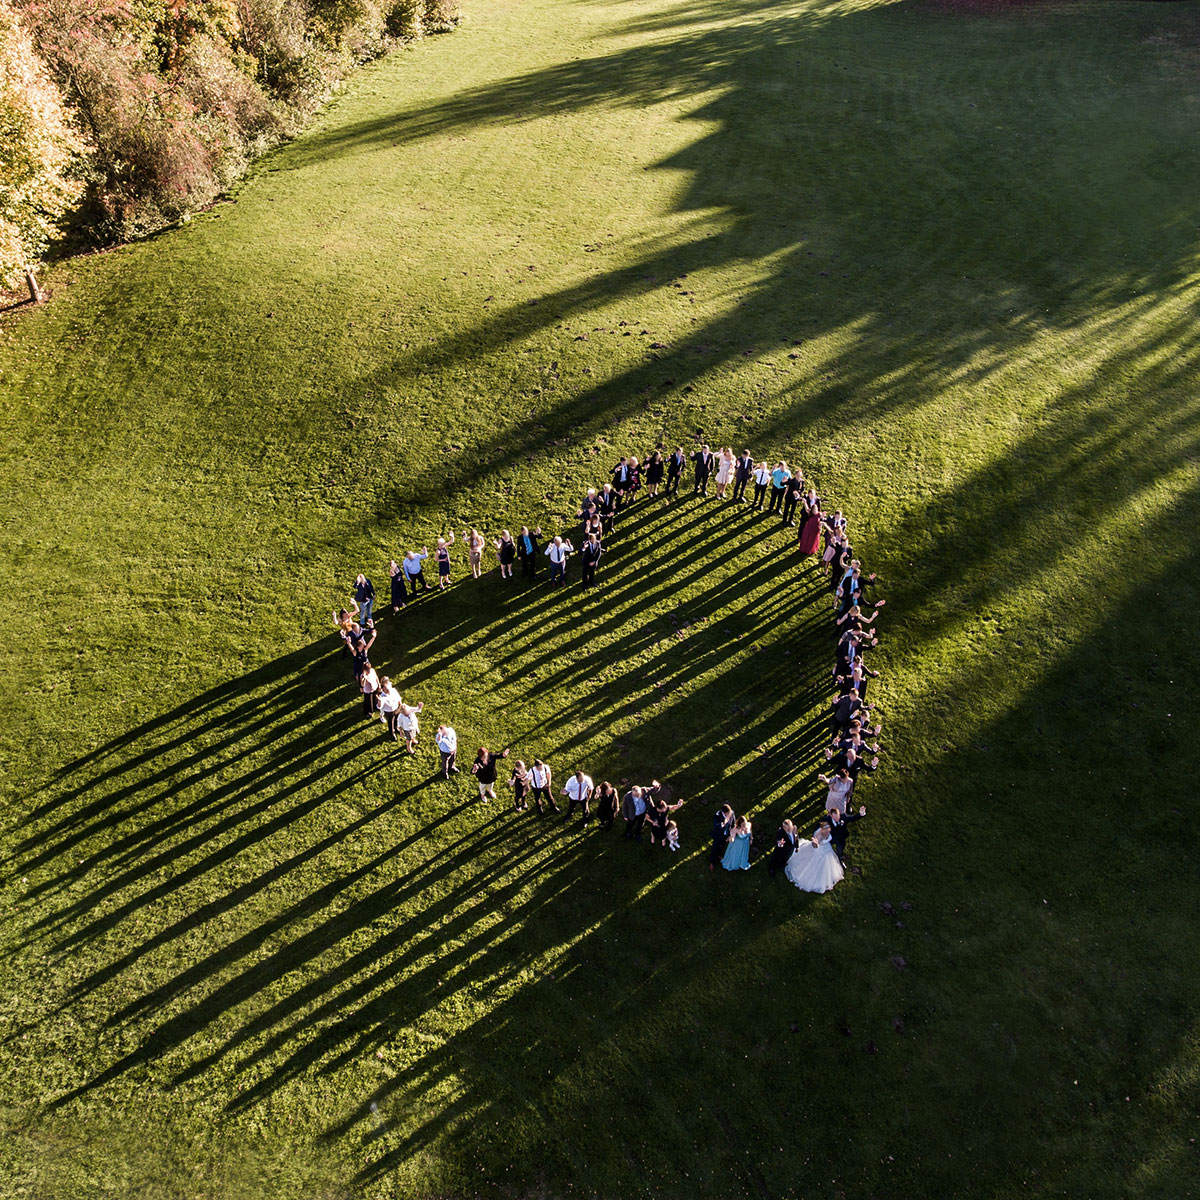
[332,444,887,895]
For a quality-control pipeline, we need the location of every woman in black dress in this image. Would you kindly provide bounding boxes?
[594,781,620,831]
[388,561,406,613]
[626,456,642,508]
[494,530,517,579]
[645,794,684,846]
[645,450,665,498]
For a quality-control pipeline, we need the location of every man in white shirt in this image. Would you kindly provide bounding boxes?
[436,724,458,777]
[544,536,573,585]
[377,676,401,740]
[561,768,594,822]
[529,758,558,814]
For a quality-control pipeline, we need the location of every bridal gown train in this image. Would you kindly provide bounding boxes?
[785,835,844,893]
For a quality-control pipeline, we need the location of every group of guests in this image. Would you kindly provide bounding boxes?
[389,721,691,849]
[701,497,889,892]
[329,440,887,882]
[345,444,849,602]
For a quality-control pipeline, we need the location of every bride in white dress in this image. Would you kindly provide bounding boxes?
[785,820,844,894]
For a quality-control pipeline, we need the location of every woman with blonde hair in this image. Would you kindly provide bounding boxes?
[714,447,735,499]
[626,456,642,508]
[494,530,517,579]
[721,815,752,871]
[463,528,487,579]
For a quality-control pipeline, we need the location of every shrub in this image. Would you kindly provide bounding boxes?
[11,0,460,251]
[0,0,85,291]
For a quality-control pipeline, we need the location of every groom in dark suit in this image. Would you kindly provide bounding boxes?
[826,805,866,865]
[691,445,714,496]
[766,819,798,877]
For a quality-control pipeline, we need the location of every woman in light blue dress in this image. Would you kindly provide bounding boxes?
[721,816,752,871]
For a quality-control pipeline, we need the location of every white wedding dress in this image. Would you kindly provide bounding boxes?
[785,832,844,894]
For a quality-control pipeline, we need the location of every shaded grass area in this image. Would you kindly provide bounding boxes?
[1,0,1200,1197]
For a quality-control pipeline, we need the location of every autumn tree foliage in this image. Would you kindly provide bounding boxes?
[0,0,84,295]
[4,0,459,263]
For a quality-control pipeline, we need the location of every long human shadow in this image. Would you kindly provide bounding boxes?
[326,519,1200,1199]
[21,4,1200,1191]
[19,492,841,1096]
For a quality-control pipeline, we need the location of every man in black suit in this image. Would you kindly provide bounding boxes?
[691,444,714,496]
[579,533,603,586]
[666,447,686,496]
[828,746,879,783]
[766,819,798,877]
[597,484,618,533]
[826,805,866,865]
[517,526,542,578]
[732,450,754,502]
[611,457,631,511]
[830,688,866,735]
[708,803,734,870]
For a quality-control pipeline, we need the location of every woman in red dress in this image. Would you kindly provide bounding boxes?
[797,488,822,555]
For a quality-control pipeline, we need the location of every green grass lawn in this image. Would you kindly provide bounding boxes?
[2,0,1200,1196]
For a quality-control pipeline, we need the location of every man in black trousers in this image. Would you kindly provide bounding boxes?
[691,444,714,496]
[826,805,866,865]
[611,457,631,512]
[732,449,754,502]
[580,533,603,586]
[517,526,542,578]
[708,803,734,870]
[598,484,618,534]
[766,819,798,877]
[666,446,685,496]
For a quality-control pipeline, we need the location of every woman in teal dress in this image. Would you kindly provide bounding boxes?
[721,816,752,870]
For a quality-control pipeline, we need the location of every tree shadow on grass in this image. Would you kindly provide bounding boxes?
[277,0,1200,538]
[331,532,1200,1200]
[13,1,1200,1193]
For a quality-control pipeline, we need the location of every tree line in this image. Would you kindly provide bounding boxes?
[0,0,459,299]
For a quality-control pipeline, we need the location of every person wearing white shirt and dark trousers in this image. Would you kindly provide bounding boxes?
[436,725,458,778]
[562,769,594,822]
[545,536,573,585]
[377,677,401,740]
[579,534,602,587]
[529,759,558,814]
[750,462,771,510]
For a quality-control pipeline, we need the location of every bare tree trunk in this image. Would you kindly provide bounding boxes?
[24,267,42,303]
